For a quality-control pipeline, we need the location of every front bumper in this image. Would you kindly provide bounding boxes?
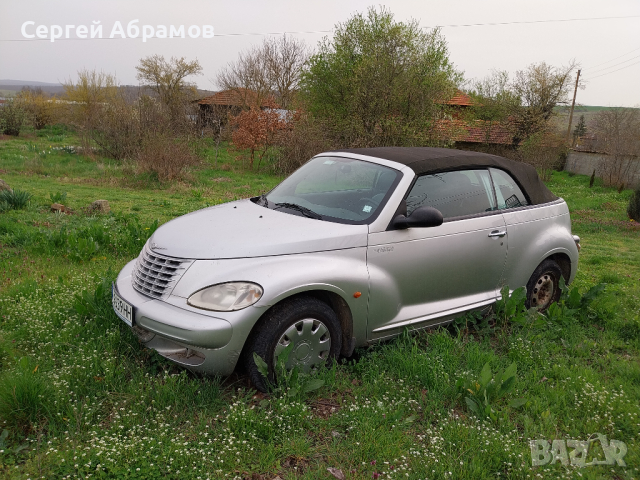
[114,260,254,376]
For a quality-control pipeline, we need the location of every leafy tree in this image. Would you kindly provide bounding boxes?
[573,114,587,140]
[136,55,202,113]
[230,100,288,168]
[300,6,462,147]
[469,70,519,123]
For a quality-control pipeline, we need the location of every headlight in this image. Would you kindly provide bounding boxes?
[187,282,263,311]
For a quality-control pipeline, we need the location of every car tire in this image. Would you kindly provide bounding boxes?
[525,259,563,311]
[244,296,342,392]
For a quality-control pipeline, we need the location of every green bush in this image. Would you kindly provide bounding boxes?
[0,188,32,210]
[628,186,640,222]
[48,191,67,204]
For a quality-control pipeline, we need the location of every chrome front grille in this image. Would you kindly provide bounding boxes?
[132,245,190,299]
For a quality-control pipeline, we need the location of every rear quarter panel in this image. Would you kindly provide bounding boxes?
[501,200,579,290]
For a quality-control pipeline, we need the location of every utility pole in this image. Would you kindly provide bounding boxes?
[566,69,581,144]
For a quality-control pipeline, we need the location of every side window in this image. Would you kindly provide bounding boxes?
[489,168,529,210]
[406,169,496,218]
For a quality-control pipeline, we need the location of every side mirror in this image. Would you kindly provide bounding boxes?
[393,206,443,229]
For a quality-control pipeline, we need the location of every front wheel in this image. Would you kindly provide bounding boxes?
[244,296,342,392]
[525,259,563,311]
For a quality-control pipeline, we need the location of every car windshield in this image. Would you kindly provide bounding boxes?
[264,156,400,224]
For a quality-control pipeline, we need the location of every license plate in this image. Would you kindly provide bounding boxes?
[112,283,134,326]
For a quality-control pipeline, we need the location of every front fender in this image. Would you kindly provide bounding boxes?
[171,249,370,346]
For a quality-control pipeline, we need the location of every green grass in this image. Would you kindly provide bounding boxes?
[0,132,639,479]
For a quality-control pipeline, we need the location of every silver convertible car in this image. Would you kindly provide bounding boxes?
[113,147,580,390]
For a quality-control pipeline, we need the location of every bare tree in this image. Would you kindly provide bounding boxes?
[510,61,578,144]
[591,107,640,188]
[216,35,309,109]
[469,61,578,145]
[62,69,119,151]
[263,36,309,109]
[136,55,203,111]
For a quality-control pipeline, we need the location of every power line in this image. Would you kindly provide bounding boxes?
[583,46,640,71]
[422,14,640,29]
[584,60,640,80]
[2,14,639,42]
[585,54,640,75]
[1,30,334,42]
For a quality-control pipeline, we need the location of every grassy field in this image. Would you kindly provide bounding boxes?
[553,105,640,132]
[0,127,639,479]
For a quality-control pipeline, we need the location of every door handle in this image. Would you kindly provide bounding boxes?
[488,230,507,238]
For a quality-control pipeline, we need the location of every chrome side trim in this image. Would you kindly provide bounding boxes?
[372,297,496,333]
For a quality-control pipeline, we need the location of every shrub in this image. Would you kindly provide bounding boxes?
[518,128,568,181]
[0,99,26,136]
[17,88,56,130]
[91,94,142,160]
[274,112,334,174]
[136,134,200,181]
[628,186,640,222]
[0,188,32,210]
[230,100,288,169]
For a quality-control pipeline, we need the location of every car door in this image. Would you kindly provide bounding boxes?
[366,169,507,339]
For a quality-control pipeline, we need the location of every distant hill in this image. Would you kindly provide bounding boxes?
[0,79,62,87]
[553,105,640,130]
[0,80,65,95]
[0,80,214,99]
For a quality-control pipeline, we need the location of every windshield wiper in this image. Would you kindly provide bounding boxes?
[273,202,322,219]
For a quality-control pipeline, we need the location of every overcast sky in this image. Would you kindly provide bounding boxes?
[1,0,639,106]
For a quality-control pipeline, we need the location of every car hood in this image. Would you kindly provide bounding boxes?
[147,199,369,260]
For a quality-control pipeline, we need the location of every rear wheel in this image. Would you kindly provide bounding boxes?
[525,259,563,311]
[244,296,342,392]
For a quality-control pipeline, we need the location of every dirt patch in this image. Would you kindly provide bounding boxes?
[573,209,640,230]
[31,221,53,228]
[600,201,620,211]
[310,398,341,419]
[281,455,310,474]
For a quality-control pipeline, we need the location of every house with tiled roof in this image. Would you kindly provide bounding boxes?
[196,88,275,129]
[444,90,476,108]
[437,90,516,147]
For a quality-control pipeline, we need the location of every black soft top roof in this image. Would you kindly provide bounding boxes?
[331,146,558,205]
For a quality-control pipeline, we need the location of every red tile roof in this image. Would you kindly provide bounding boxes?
[443,90,476,107]
[197,88,272,108]
[435,119,514,145]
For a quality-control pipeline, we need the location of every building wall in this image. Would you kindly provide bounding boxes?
[565,150,640,188]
